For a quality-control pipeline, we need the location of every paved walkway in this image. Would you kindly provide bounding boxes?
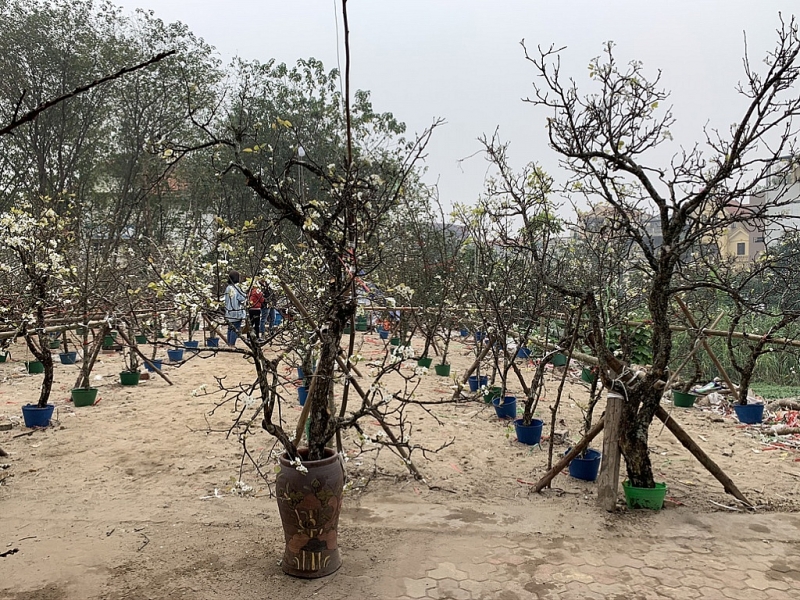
[347,500,800,600]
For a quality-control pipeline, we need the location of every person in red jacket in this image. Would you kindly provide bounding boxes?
[248,283,265,339]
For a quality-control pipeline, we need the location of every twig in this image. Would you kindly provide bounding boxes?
[0,51,176,137]
[708,500,742,511]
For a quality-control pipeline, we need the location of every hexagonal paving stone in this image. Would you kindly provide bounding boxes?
[721,587,759,600]
[696,586,729,600]
[603,554,645,569]
[458,562,496,582]
[427,562,468,581]
[437,578,471,600]
[403,577,437,599]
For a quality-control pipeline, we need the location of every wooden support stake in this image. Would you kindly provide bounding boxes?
[73,325,109,391]
[115,328,173,386]
[597,392,624,511]
[531,416,605,493]
[655,405,751,507]
[676,298,739,403]
[451,335,496,400]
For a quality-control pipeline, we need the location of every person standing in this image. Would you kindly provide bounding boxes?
[261,282,277,335]
[248,282,265,340]
[224,271,246,346]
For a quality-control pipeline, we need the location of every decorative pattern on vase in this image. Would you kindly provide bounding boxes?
[276,449,344,578]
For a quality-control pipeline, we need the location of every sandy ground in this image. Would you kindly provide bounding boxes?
[1,331,799,599]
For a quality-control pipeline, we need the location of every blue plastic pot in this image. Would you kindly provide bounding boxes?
[273,312,283,326]
[734,403,764,425]
[493,396,518,419]
[468,375,488,392]
[167,348,184,362]
[184,340,199,349]
[298,386,308,406]
[59,351,78,365]
[206,337,220,348]
[22,404,55,428]
[474,331,485,343]
[379,330,389,340]
[459,328,469,337]
[297,367,305,380]
[514,417,543,444]
[568,448,602,481]
[144,359,163,372]
[516,347,531,359]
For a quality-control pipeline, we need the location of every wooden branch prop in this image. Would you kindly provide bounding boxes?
[508,309,800,351]
[768,399,800,411]
[676,298,740,403]
[203,316,225,340]
[654,405,750,506]
[629,322,800,349]
[0,51,176,137]
[115,328,173,386]
[771,426,800,435]
[451,335,496,400]
[531,416,605,493]
[663,311,724,392]
[73,325,108,390]
[1,318,113,341]
[526,337,598,366]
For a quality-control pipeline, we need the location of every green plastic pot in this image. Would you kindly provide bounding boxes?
[434,364,451,377]
[417,357,433,368]
[580,367,596,384]
[103,335,115,349]
[355,316,368,332]
[551,353,568,367]
[0,352,8,363]
[343,326,352,335]
[484,386,502,404]
[25,361,44,374]
[390,337,400,346]
[135,334,148,345]
[71,387,98,407]
[672,390,697,408]
[119,371,140,386]
[623,481,667,510]
[49,339,62,349]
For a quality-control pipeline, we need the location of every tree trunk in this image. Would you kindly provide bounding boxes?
[618,266,673,488]
[619,404,655,488]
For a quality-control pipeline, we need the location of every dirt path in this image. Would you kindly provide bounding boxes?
[1,332,799,598]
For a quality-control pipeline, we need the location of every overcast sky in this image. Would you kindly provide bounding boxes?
[115,0,798,211]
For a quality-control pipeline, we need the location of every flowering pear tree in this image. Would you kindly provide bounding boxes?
[174,44,444,463]
[0,201,73,407]
[513,17,800,488]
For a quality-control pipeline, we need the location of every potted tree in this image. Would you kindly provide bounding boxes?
[178,14,443,574]
[0,201,71,426]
